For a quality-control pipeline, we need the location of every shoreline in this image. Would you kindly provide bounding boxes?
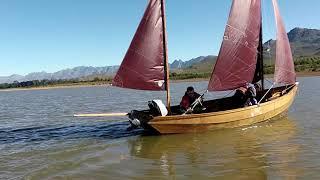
[168,71,320,82]
[0,84,108,92]
[1,72,319,92]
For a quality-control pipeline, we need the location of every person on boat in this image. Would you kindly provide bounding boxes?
[233,82,259,108]
[180,86,201,113]
[254,82,263,99]
[254,82,262,92]
[245,83,258,106]
[233,86,248,108]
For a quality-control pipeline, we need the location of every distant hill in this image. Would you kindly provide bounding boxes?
[180,55,217,73]
[177,28,320,73]
[289,28,320,56]
[0,56,215,84]
[0,66,119,84]
[0,74,24,84]
[175,28,320,73]
[264,27,320,59]
[170,56,209,69]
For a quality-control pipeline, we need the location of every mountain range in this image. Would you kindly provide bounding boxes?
[0,56,217,84]
[263,27,320,59]
[0,66,119,84]
[1,27,319,84]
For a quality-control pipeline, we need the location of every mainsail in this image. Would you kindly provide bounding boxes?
[208,0,261,91]
[112,0,166,91]
[272,0,296,84]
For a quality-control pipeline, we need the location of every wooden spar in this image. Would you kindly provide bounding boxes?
[160,0,171,113]
[74,113,128,117]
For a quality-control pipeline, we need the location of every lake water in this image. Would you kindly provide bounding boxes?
[0,77,320,179]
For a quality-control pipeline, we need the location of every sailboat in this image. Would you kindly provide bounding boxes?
[96,0,299,134]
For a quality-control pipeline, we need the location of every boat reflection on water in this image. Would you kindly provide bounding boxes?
[128,117,302,179]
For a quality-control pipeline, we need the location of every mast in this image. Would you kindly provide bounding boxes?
[259,17,264,90]
[160,0,171,113]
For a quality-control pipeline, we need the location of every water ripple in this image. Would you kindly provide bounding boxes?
[0,122,143,145]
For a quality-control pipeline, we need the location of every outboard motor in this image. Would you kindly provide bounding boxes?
[148,99,168,117]
[127,100,168,131]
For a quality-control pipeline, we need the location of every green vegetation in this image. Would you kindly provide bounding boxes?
[264,56,320,74]
[294,56,320,72]
[169,72,212,80]
[170,56,320,80]
[0,77,112,89]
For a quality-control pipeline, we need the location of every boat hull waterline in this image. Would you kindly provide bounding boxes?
[148,83,299,134]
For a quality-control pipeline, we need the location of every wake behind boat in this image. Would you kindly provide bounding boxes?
[76,0,298,134]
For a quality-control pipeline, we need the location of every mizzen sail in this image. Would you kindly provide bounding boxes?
[208,0,261,91]
[112,0,166,91]
[272,0,296,84]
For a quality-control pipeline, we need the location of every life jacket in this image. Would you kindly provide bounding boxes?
[180,94,190,110]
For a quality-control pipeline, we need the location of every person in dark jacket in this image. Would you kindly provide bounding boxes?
[232,86,248,108]
[233,83,259,108]
[180,86,201,112]
[245,83,258,106]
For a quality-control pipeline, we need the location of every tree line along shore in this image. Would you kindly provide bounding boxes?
[1,56,320,90]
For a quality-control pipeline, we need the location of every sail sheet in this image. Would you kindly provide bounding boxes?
[112,0,166,91]
[272,0,296,84]
[208,0,261,91]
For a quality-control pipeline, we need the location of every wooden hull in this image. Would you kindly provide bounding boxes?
[148,83,299,134]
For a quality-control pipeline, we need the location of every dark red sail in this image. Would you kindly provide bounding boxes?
[272,0,296,84]
[208,0,261,91]
[112,0,166,91]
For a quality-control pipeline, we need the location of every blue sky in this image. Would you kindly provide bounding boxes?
[0,0,319,76]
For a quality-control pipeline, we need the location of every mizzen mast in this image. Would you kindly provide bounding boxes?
[160,0,171,112]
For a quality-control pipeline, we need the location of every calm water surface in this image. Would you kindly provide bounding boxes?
[1,77,320,179]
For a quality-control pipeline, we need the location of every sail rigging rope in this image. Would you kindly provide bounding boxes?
[258,82,276,105]
[281,83,296,94]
